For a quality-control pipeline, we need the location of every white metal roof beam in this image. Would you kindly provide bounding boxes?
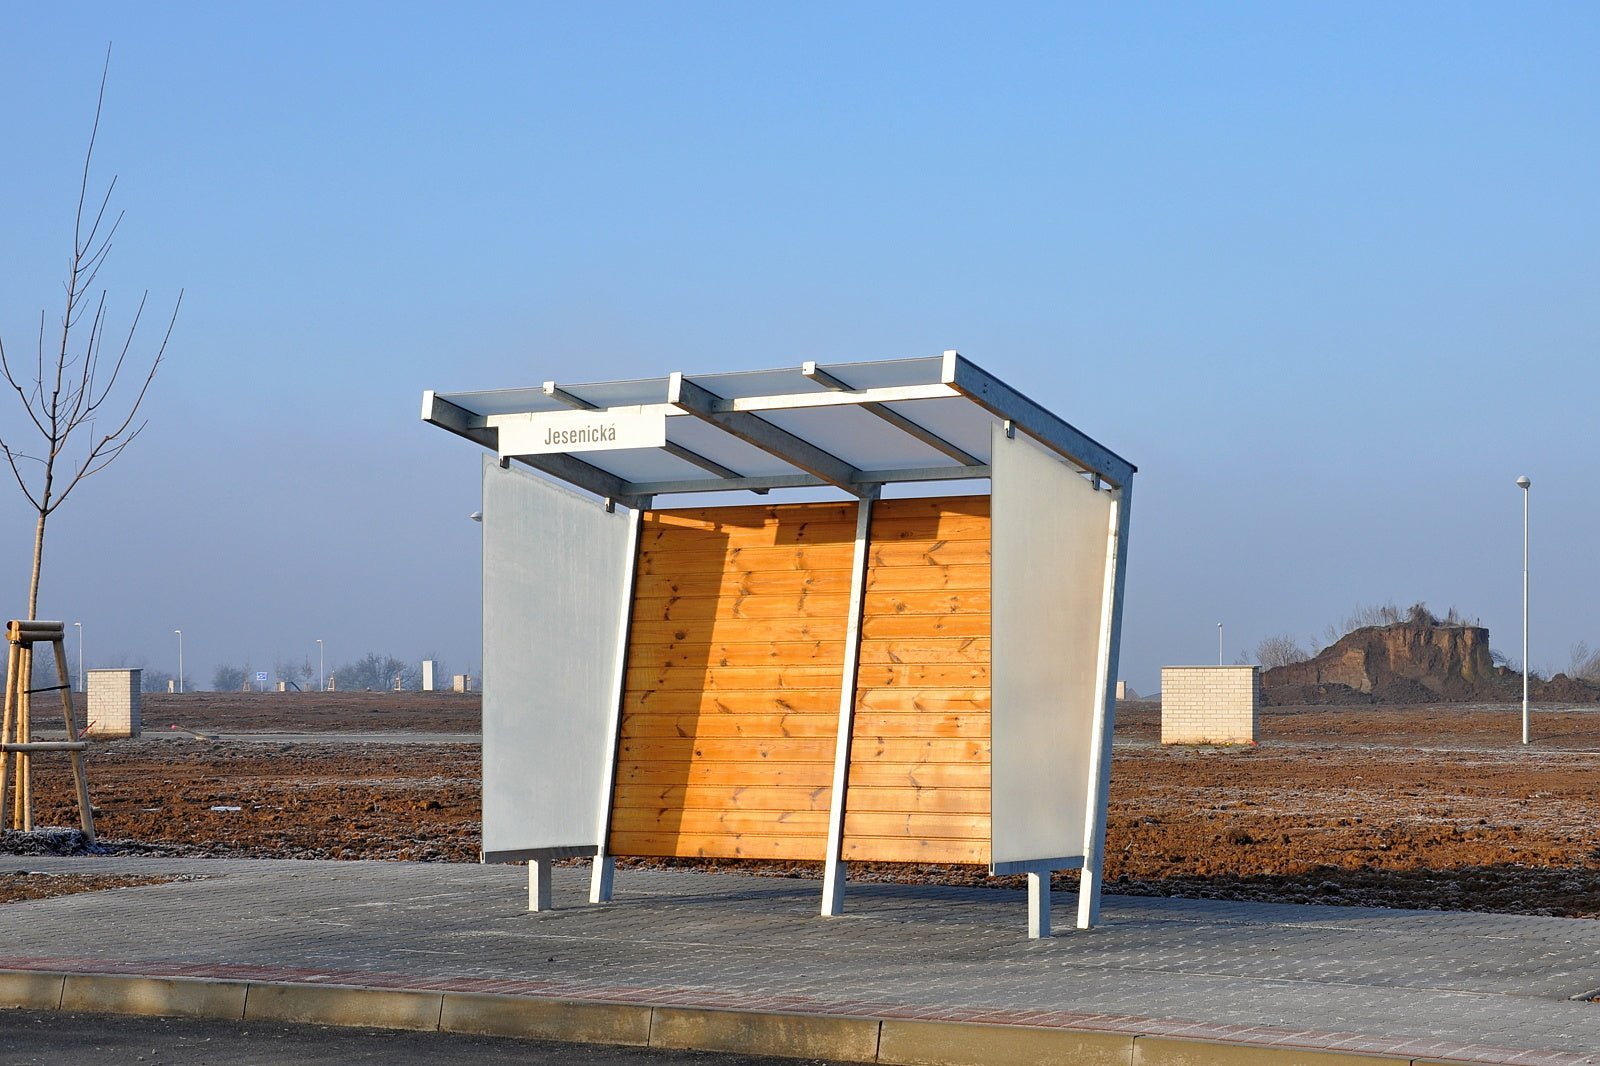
[719,381,958,413]
[802,361,982,467]
[625,463,992,497]
[423,391,646,508]
[667,372,867,497]
[942,352,1136,488]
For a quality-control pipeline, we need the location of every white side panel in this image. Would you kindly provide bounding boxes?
[989,425,1115,867]
[481,456,633,858]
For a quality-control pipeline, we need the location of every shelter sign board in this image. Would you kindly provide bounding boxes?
[492,405,667,457]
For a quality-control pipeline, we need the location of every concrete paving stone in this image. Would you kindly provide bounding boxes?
[0,855,1595,1063]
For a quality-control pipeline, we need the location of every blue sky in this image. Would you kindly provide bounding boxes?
[1,4,1596,691]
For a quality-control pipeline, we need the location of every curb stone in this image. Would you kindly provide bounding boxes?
[0,969,1557,1066]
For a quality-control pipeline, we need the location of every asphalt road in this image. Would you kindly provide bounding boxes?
[0,1010,843,1066]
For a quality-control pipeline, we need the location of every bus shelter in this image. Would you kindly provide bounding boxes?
[423,351,1135,937]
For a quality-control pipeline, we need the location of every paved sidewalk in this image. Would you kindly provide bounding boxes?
[0,856,1596,1064]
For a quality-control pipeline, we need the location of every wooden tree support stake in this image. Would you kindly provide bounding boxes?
[0,620,95,840]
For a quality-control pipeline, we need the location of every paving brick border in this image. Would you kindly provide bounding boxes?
[0,963,1591,1066]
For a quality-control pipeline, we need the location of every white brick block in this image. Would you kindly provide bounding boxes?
[87,669,142,738]
[1159,666,1258,745]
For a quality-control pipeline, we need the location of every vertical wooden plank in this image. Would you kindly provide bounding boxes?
[844,497,993,866]
[0,637,17,831]
[609,502,852,861]
[18,642,31,831]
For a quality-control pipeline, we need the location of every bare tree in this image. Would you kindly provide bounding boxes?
[0,48,181,620]
[1255,634,1310,670]
[1568,642,1600,683]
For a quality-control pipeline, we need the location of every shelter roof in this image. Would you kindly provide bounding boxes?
[423,350,1133,507]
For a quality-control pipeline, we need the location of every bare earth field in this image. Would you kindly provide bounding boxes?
[6,692,1598,917]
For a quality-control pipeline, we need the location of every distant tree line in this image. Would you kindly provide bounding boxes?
[209,653,457,691]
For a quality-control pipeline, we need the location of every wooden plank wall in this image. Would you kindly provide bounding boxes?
[608,496,994,866]
[844,497,992,865]
[609,502,858,860]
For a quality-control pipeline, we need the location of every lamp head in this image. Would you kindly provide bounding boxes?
[1515,475,1531,489]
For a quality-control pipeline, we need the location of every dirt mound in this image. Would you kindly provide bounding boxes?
[1263,622,1494,702]
[1262,622,1600,704]
[1533,672,1600,703]
[1259,682,1375,706]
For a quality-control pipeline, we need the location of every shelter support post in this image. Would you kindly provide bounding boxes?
[992,858,1080,939]
[592,503,647,904]
[590,856,614,904]
[1029,872,1050,939]
[1076,482,1132,930]
[529,860,553,911]
[821,494,875,916]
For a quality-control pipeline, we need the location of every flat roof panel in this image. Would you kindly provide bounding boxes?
[756,404,968,472]
[425,353,1133,500]
[442,387,566,417]
[873,396,1000,466]
[572,446,727,484]
[665,417,811,478]
[808,355,946,390]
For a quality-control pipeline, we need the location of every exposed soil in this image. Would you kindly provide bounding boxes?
[0,870,176,904]
[6,694,1599,918]
[126,691,480,735]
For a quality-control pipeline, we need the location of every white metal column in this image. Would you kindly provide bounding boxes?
[529,859,553,910]
[1077,480,1133,930]
[821,495,875,916]
[591,502,647,904]
[1028,872,1051,938]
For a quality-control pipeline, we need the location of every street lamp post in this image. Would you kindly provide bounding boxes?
[1217,622,1224,666]
[1517,475,1531,745]
[73,621,83,694]
[317,639,324,693]
[174,629,184,694]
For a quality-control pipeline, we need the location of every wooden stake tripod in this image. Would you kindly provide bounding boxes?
[1,620,95,839]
